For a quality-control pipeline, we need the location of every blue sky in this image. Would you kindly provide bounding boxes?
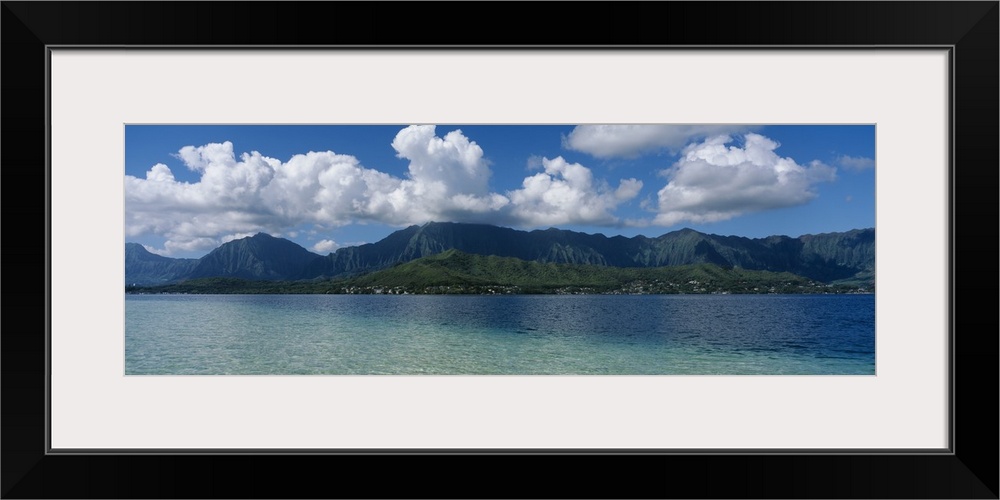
[125,124,875,258]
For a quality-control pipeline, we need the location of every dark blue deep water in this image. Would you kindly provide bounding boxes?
[125,294,875,375]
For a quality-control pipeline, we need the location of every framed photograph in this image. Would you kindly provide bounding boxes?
[4,2,996,498]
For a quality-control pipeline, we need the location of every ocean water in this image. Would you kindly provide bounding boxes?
[124,294,875,375]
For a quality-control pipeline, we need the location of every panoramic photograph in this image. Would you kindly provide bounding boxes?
[125,124,875,375]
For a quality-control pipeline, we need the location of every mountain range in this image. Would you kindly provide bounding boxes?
[125,222,875,286]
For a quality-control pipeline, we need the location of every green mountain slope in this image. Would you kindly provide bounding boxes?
[129,250,871,295]
[305,222,875,282]
[341,250,858,294]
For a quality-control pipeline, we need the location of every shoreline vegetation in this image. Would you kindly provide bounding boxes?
[126,250,873,295]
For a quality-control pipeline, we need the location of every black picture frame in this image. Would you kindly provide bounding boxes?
[3,2,996,498]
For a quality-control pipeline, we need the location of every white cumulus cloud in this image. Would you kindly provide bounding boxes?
[387,125,509,222]
[563,125,751,159]
[176,142,237,173]
[653,133,836,226]
[508,157,642,226]
[311,239,340,254]
[126,127,646,255]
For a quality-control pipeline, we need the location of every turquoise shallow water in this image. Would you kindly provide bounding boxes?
[124,294,875,375]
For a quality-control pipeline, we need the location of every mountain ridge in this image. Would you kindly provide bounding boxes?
[186,232,322,281]
[125,243,199,285]
[125,222,875,286]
